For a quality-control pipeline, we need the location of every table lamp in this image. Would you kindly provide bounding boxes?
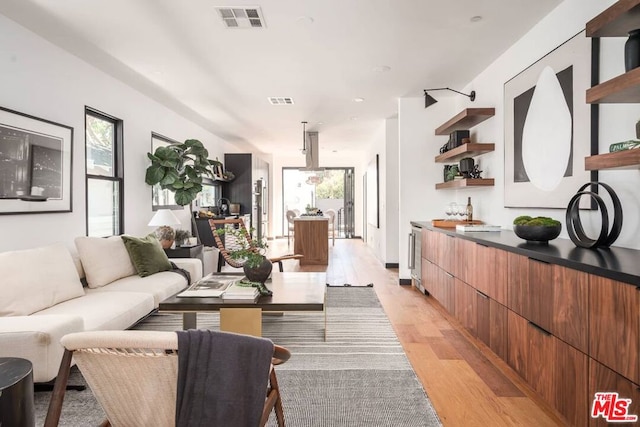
[148,209,181,249]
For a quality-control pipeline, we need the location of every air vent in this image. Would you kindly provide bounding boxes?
[216,7,265,29]
[268,97,294,105]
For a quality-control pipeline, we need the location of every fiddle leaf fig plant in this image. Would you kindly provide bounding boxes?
[145,139,222,206]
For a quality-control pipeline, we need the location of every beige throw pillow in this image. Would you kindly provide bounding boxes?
[75,236,137,288]
[0,243,85,316]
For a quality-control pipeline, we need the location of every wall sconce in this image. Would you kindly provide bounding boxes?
[423,88,476,108]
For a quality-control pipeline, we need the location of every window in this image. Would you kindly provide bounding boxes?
[151,133,181,210]
[85,108,123,236]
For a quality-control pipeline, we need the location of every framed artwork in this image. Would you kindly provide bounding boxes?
[366,154,379,228]
[504,30,595,208]
[151,133,181,211]
[0,106,73,214]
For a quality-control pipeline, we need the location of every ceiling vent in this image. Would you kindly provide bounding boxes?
[216,7,265,28]
[268,97,294,105]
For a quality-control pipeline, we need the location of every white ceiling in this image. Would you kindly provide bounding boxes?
[0,0,563,156]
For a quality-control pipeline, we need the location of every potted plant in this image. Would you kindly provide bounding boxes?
[214,225,273,284]
[145,139,222,206]
[513,216,562,243]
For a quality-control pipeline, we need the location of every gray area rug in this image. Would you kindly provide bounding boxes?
[34,287,441,426]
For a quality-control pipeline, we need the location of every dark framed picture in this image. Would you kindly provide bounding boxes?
[0,106,73,214]
[504,30,594,208]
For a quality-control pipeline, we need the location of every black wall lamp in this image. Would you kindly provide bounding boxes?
[423,88,476,108]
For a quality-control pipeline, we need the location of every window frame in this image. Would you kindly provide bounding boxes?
[84,107,124,236]
[151,132,181,211]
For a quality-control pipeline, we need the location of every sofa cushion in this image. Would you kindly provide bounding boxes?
[0,244,85,316]
[86,270,188,307]
[75,236,137,288]
[121,234,172,277]
[36,291,154,331]
[0,315,84,382]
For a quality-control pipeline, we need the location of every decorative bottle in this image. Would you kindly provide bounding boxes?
[625,29,640,72]
[466,197,473,222]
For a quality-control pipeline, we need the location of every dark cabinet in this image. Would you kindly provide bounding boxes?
[223,153,269,240]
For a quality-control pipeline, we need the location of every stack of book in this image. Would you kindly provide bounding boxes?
[222,283,260,302]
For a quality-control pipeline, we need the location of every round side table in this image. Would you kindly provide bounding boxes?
[0,358,35,427]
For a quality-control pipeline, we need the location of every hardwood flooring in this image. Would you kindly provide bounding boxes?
[267,238,567,427]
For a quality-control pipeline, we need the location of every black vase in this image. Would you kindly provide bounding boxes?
[243,256,273,284]
[625,29,640,72]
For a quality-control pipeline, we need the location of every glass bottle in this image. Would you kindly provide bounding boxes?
[466,197,473,222]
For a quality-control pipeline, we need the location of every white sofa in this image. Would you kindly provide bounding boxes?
[0,237,202,383]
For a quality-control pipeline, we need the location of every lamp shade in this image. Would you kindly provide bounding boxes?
[148,209,181,227]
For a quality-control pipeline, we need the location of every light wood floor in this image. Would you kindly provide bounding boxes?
[267,237,566,427]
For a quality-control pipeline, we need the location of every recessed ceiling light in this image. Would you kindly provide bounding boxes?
[470,15,482,23]
[350,116,358,121]
[317,122,324,125]
[373,65,391,73]
[353,97,365,103]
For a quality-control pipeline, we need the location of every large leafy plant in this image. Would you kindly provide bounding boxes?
[145,139,222,206]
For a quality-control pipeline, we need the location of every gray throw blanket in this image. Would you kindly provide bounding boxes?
[175,329,274,427]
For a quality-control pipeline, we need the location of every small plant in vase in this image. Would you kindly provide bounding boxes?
[214,226,273,295]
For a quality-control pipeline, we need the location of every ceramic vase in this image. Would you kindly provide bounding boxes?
[625,29,640,72]
[243,256,272,284]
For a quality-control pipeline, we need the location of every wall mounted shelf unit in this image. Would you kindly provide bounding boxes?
[435,178,495,190]
[434,108,495,188]
[584,0,640,169]
[585,149,640,170]
[435,143,495,163]
[434,108,495,135]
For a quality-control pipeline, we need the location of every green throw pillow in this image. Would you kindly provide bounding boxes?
[121,234,172,277]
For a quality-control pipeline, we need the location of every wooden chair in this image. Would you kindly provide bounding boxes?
[325,209,336,246]
[285,210,297,246]
[44,330,291,427]
[209,218,302,272]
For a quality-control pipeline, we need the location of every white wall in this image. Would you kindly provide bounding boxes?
[0,14,239,252]
[364,123,386,262]
[398,0,640,279]
[384,117,399,265]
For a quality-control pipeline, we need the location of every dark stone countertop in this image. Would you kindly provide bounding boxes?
[411,221,640,287]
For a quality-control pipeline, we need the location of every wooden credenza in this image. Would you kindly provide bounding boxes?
[294,218,329,265]
[416,223,639,426]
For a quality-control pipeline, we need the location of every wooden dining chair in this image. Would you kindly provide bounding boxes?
[325,209,336,246]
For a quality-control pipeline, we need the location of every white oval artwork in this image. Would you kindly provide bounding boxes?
[521,65,572,191]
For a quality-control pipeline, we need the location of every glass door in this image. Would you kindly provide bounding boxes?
[282,167,355,238]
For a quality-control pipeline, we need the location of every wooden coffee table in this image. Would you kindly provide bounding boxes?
[159,272,327,338]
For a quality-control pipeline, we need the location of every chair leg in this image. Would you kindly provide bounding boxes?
[43,349,74,427]
[271,368,285,427]
[277,260,284,272]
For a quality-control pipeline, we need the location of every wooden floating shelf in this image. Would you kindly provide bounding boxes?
[586,0,640,37]
[435,108,495,135]
[435,178,495,190]
[586,66,640,103]
[435,143,495,163]
[585,149,640,170]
